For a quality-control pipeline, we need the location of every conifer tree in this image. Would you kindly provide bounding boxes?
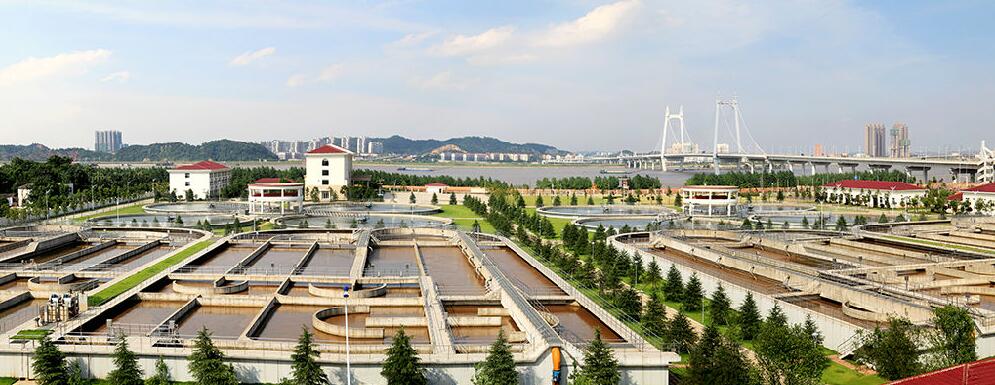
[107,336,144,385]
[32,334,67,385]
[472,330,517,385]
[188,328,239,385]
[641,293,669,338]
[449,192,457,205]
[682,273,704,312]
[574,330,620,385]
[287,328,328,385]
[663,264,684,302]
[738,292,762,341]
[145,357,171,385]
[709,284,731,326]
[430,193,438,205]
[381,327,427,385]
[668,312,697,353]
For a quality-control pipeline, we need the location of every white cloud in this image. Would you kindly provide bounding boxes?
[535,0,641,47]
[286,74,309,87]
[388,31,437,48]
[431,26,515,56]
[409,71,477,91]
[229,47,276,66]
[0,49,111,86]
[318,64,345,81]
[100,71,131,83]
[467,53,537,66]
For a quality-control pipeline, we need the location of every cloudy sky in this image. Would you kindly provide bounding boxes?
[0,0,993,154]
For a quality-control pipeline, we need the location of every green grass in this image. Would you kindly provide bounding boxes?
[821,361,887,385]
[882,235,995,256]
[0,378,15,385]
[433,205,495,233]
[75,203,148,222]
[88,239,215,306]
[10,329,52,341]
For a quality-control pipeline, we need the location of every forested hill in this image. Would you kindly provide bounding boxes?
[0,140,277,162]
[374,135,563,155]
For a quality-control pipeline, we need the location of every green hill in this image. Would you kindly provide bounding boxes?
[374,135,563,155]
[0,140,276,162]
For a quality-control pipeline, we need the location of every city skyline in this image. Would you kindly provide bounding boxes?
[1,1,993,153]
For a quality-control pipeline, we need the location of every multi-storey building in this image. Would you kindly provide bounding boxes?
[304,144,353,201]
[168,160,231,200]
[94,130,123,153]
[864,123,887,157]
[890,123,910,158]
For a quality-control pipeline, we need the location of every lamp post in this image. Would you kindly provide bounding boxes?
[343,284,351,385]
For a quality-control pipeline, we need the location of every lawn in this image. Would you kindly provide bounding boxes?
[75,203,147,222]
[0,378,14,385]
[822,361,887,385]
[433,205,495,233]
[88,239,214,306]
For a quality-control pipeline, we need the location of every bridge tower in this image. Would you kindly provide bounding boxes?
[711,98,758,174]
[660,105,686,172]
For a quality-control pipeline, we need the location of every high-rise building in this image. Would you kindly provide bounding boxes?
[813,144,824,157]
[355,137,367,154]
[94,130,124,153]
[890,123,910,158]
[864,123,886,157]
[367,141,384,154]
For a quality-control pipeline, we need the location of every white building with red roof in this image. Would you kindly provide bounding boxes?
[822,180,925,208]
[304,144,353,201]
[247,178,305,214]
[168,160,231,200]
[959,183,995,215]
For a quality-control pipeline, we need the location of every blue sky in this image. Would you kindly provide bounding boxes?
[0,0,993,154]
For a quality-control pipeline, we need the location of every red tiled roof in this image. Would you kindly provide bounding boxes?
[822,180,923,191]
[425,183,448,187]
[253,178,298,184]
[889,356,995,385]
[963,183,995,193]
[174,160,228,171]
[306,144,352,154]
[948,192,964,201]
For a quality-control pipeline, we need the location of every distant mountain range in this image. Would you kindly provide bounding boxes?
[372,135,563,155]
[0,140,276,162]
[0,135,565,162]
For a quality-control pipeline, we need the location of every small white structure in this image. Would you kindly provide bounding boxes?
[247,178,305,214]
[168,160,231,200]
[959,183,995,215]
[304,144,353,201]
[822,180,925,208]
[681,185,739,216]
[16,183,73,207]
[425,183,448,195]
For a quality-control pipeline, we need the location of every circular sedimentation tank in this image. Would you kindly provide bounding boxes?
[537,205,676,218]
[744,204,816,215]
[88,213,249,228]
[304,202,441,215]
[144,202,248,214]
[275,214,451,229]
[574,216,722,231]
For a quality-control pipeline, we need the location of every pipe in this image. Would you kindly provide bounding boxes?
[551,347,561,385]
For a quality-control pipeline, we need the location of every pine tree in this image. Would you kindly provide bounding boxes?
[145,357,171,385]
[67,359,87,385]
[32,334,67,385]
[802,315,823,346]
[738,292,762,341]
[663,264,684,302]
[642,259,662,286]
[449,192,457,205]
[107,336,144,385]
[535,195,545,208]
[188,328,239,385]
[709,284,731,326]
[570,193,578,205]
[574,330,620,385]
[668,312,697,353]
[586,196,595,205]
[381,327,427,385]
[409,192,416,204]
[765,303,787,328]
[430,193,438,205]
[687,324,722,384]
[472,330,518,385]
[682,273,704,312]
[552,195,561,206]
[641,293,670,339]
[287,328,328,385]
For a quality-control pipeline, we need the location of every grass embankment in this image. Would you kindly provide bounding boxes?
[75,203,148,222]
[10,329,52,341]
[882,234,995,256]
[88,239,215,306]
[432,205,495,233]
[505,207,884,385]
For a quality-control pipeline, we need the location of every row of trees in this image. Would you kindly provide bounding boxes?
[534,174,662,190]
[686,170,915,189]
[352,169,511,189]
[854,306,977,380]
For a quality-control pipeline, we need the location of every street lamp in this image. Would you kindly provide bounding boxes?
[343,284,352,385]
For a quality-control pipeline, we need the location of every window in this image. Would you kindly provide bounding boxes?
[184,173,190,178]
[321,159,329,166]
[321,180,329,185]
[184,182,190,186]
[321,191,330,199]
[321,170,329,176]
